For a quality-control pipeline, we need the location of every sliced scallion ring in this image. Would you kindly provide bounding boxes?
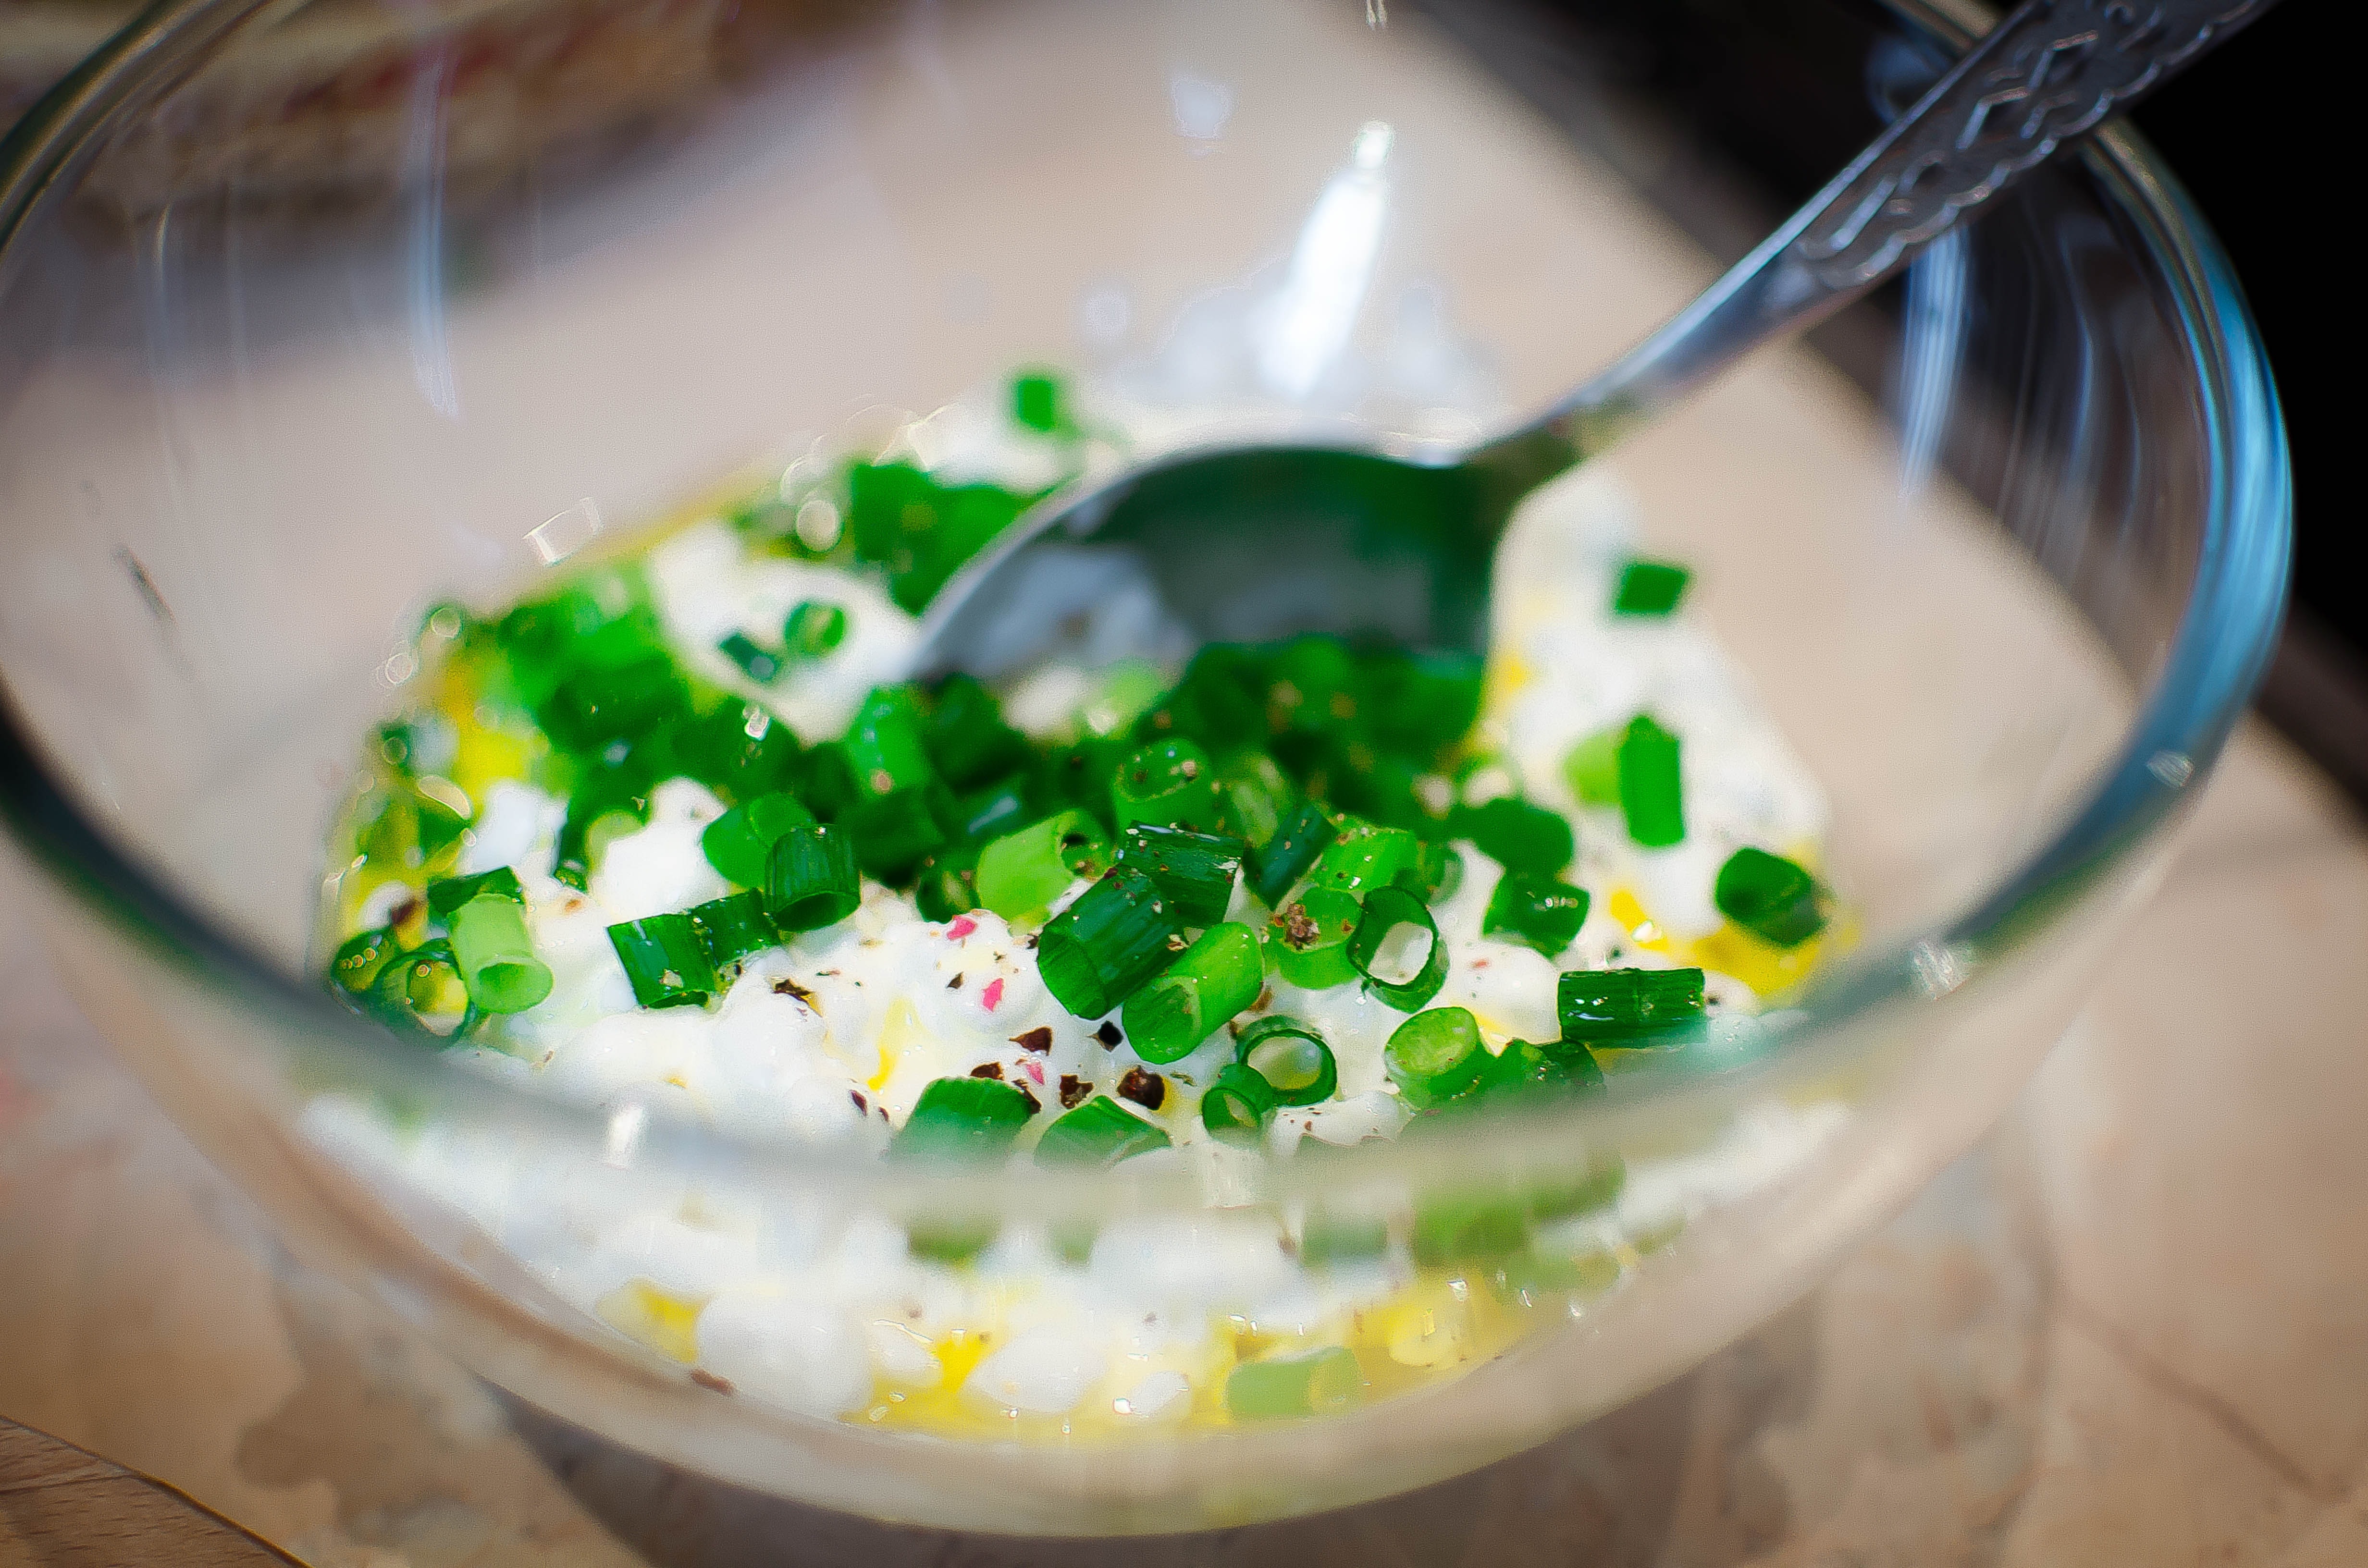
[975,809,1109,922]
[1383,1005,1485,1107]
[1122,922,1262,1064]
[1036,1095,1172,1167]
[1226,1346,1362,1420]
[607,914,718,1009]
[890,1075,1036,1164]
[1113,823,1245,928]
[1263,885,1361,990]
[366,936,479,1041]
[448,893,554,1014]
[1712,846,1828,946]
[685,889,779,974]
[424,865,523,921]
[764,824,861,931]
[1246,800,1336,906]
[329,925,400,996]
[701,791,816,887]
[1200,1062,1280,1147]
[1346,884,1448,1010]
[1036,866,1184,1018]
[1555,966,1706,1043]
[1233,1015,1337,1105]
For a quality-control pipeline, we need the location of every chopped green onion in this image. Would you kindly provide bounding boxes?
[1140,643,1269,748]
[1556,966,1706,1043]
[1482,874,1590,956]
[538,654,685,753]
[1385,1006,1485,1107]
[838,786,949,881]
[554,766,649,889]
[1526,1153,1626,1221]
[913,845,983,924]
[373,715,441,775]
[1200,1061,1280,1145]
[449,893,554,1013]
[1010,368,1068,434]
[1234,1016,1337,1105]
[367,936,476,1039]
[1471,1038,1554,1101]
[1613,558,1691,616]
[789,741,858,826]
[494,571,664,709]
[1050,1218,1099,1265]
[1299,1211,1390,1264]
[1113,824,1245,927]
[846,462,925,572]
[700,792,817,887]
[889,1076,1036,1164]
[924,674,1029,791]
[1539,1038,1608,1091]
[906,1216,999,1265]
[425,866,523,921]
[1714,847,1829,946]
[686,890,778,973]
[764,824,862,931]
[1562,725,1624,808]
[1122,922,1262,1064]
[1425,1034,1602,1109]
[1364,649,1486,756]
[1266,636,1363,737]
[975,809,1110,922]
[1226,1347,1361,1420]
[1616,715,1685,846]
[1032,735,1127,832]
[1214,751,1294,850]
[844,685,934,800]
[1348,886,1448,1010]
[717,631,781,684]
[1034,1095,1172,1167]
[1036,866,1186,1018]
[330,925,400,996]
[783,600,848,662]
[1410,1192,1532,1265]
[357,779,470,869]
[665,699,800,803]
[1246,801,1336,906]
[1263,886,1361,989]
[1488,1248,1624,1309]
[1331,750,1451,842]
[1111,738,1223,833]
[607,914,718,1009]
[953,776,1032,845]
[1310,818,1419,900]
[1455,796,1574,877]
[1413,840,1464,903]
[1083,662,1169,738]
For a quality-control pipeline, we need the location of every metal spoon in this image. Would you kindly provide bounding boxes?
[913,0,2273,675]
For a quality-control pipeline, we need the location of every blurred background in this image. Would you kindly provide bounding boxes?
[2132,0,2357,800]
[1,0,2346,793]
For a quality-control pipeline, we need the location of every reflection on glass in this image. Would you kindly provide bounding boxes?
[1258,121,1394,399]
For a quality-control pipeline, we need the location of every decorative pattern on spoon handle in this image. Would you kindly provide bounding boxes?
[1792,0,2277,288]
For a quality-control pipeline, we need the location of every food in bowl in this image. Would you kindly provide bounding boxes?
[309,366,1848,1435]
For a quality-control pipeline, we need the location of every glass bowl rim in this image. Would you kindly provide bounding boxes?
[0,0,2293,1205]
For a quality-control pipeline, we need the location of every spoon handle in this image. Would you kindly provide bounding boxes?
[1480,0,2279,484]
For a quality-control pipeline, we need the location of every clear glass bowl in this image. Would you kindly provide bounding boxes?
[0,0,2288,1537]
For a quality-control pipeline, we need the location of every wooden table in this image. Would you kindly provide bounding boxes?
[5,714,2364,1566]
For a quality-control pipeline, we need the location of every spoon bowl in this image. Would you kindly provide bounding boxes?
[913,441,1543,676]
